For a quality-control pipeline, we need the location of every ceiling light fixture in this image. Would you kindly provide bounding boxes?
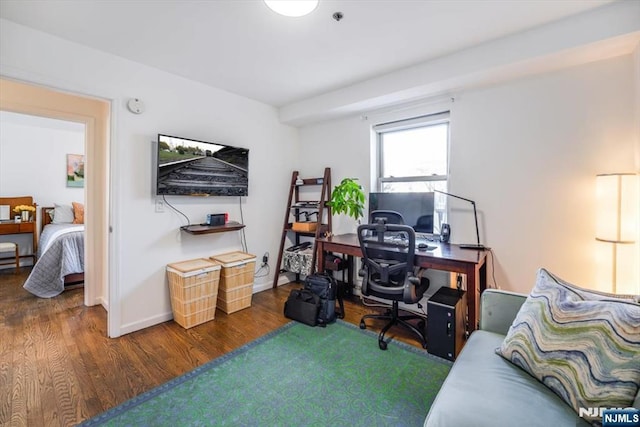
[265,0,318,17]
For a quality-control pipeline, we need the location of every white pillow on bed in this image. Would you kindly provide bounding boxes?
[52,204,75,224]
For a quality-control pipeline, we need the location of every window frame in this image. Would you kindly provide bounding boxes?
[373,111,450,234]
[375,111,450,192]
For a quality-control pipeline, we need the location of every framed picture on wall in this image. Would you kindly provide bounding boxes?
[67,154,84,188]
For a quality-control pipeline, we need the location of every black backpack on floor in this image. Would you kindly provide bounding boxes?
[303,273,344,326]
[284,273,345,327]
[283,289,321,327]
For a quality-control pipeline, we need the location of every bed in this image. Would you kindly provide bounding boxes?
[23,205,84,298]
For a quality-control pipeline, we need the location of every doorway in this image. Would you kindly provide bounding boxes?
[0,78,111,330]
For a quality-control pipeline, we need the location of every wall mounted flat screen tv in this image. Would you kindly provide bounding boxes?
[369,192,435,233]
[156,134,248,196]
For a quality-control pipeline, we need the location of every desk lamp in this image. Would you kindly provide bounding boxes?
[434,190,486,250]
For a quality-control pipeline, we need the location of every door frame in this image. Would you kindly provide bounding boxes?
[0,78,111,327]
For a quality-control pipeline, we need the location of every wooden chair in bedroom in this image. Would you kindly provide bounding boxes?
[0,241,20,273]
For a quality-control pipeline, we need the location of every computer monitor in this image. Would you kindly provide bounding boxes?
[369,192,435,234]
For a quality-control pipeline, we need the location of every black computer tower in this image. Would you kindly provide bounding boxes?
[427,287,466,361]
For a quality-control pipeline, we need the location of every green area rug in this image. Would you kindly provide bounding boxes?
[82,320,451,426]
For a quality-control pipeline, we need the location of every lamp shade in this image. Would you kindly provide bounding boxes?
[596,173,638,243]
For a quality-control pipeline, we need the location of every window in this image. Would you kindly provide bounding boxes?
[374,112,449,232]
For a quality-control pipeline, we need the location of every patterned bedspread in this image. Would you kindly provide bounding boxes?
[23,224,84,298]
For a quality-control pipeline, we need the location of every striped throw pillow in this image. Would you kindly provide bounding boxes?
[497,268,640,424]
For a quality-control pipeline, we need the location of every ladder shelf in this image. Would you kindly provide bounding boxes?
[272,167,332,288]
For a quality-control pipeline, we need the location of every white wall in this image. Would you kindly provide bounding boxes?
[299,54,639,295]
[451,55,637,294]
[1,19,298,335]
[281,1,640,126]
[0,111,85,261]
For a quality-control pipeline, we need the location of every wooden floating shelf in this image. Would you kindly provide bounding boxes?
[180,223,245,235]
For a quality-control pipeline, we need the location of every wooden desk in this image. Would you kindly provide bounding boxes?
[0,196,38,262]
[316,233,488,332]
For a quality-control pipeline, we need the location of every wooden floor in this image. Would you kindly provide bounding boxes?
[0,268,426,426]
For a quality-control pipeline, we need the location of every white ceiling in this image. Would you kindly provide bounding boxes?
[0,0,615,108]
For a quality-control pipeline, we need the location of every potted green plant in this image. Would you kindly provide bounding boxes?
[328,178,366,222]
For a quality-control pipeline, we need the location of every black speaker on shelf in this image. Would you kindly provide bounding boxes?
[427,286,466,361]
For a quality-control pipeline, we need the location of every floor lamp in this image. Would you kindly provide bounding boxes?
[595,173,639,294]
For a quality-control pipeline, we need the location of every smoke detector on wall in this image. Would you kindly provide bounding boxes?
[127,98,145,114]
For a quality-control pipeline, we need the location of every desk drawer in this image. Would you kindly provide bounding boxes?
[0,223,20,234]
[19,222,34,232]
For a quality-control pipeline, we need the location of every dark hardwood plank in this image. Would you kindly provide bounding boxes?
[0,268,426,426]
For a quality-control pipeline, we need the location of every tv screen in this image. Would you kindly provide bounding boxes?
[369,192,435,233]
[156,134,248,196]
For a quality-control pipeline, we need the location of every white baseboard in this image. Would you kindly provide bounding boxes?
[252,273,294,293]
[252,281,271,293]
[251,276,271,293]
[276,275,293,287]
[120,311,174,336]
[118,274,302,336]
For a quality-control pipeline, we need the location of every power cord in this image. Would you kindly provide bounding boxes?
[254,251,270,278]
[162,195,190,225]
[415,302,427,318]
[488,248,498,289]
[254,264,270,278]
[238,196,248,253]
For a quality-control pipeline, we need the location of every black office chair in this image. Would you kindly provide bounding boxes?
[413,214,433,233]
[357,222,429,350]
[370,210,405,225]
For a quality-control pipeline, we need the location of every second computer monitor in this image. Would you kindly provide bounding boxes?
[369,192,435,234]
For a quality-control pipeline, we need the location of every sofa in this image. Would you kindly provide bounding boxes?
[424,287,640,427]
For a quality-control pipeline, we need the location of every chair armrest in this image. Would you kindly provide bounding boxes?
[479,289,527,335]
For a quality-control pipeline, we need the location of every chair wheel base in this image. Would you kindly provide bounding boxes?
[359,321,366,329]
[378,340,387,350]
